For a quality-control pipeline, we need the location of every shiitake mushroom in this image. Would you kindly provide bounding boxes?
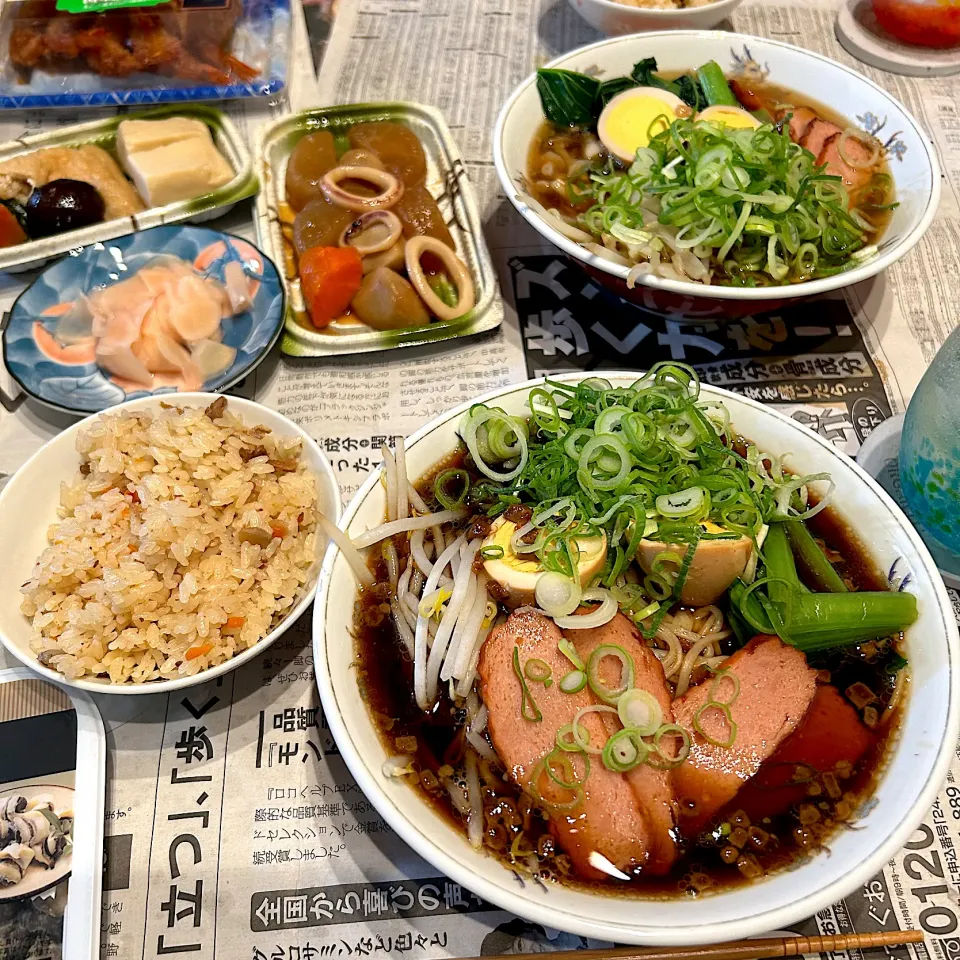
[25,179,106,238]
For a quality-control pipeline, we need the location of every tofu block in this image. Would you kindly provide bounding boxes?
[116,117,211,169]
[117,118,235,208]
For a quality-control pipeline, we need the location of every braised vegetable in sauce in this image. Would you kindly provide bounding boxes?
[282,120,476,333]
[299,245,363,328]
[285,131,338,213]
[346,366,914,895]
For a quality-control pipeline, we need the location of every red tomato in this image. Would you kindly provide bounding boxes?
[872,0,960,48]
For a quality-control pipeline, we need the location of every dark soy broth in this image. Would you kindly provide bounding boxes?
[353,450,906,899]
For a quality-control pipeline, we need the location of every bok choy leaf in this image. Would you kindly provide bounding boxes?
[536,69,600,127]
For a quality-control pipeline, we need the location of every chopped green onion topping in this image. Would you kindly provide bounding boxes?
[434,469,470,510]
[524,658,552,684]
[457,365,852,647]
[513,646,542,723]
[528,758,583,812]
[571,705,617,755]
[709,669,740,707]
[479,545,505,560]
[693,701,738,749]
[602,729,648,773]
[556,723,586,752]
[648,724,692,768]
[617,689,663,737]
[577,117,885,286]
[559,670,587,694]
[586,644,636,705]
[656,486,706,519]
[544,748,591,790]
[558,638,585,671]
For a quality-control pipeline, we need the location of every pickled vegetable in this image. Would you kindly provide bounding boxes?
[351,266,429,329]
[299,245,363,329]
[293,196,355,257]
[285,130,338,212]
[394,184,454,249]
[25,179,105,238]
[347,122,427,186]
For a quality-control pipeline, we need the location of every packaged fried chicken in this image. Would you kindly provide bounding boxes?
[0,0,288,108]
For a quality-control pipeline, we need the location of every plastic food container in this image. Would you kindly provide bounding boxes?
[0,666,105,960]
[0,104,257,273]
[0,0,288,108]
[255,102,503,357]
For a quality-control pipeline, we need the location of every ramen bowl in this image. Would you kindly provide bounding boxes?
[314,374,959,944]
[494,31,939,318]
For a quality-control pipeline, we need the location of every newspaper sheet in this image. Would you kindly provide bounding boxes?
[1,0,959,958]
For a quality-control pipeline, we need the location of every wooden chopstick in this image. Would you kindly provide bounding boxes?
[471,929,925,960]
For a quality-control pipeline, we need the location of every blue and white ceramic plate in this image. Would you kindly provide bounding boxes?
[3,225,284,416]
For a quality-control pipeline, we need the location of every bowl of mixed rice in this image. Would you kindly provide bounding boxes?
[568,0,744,34]
[0,394,340,694]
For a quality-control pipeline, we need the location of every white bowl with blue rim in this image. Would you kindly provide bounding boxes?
[2,224,285,416]
[494,31,939,313]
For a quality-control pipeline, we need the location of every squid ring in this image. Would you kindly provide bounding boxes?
[320,165,403,211]
[338,210,403,255]
[405,235,475,322]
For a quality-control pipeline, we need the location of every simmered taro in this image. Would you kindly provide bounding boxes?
[351,267,429,330]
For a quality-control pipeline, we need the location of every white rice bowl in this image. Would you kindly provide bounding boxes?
[0,394,339,693]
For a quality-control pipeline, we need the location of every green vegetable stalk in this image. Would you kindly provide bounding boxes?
[785,591,918,651]
[728,576,918,652]
[785,519,848,593]
[696,61,738,107]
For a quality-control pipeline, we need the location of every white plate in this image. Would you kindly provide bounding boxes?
[314,374,960,945]
[0,394,340,694]
[0,784,74,902]
[0,666,105,960]
[494,31,941,304]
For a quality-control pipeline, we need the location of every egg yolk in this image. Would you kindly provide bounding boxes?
[698,105,761,130]
[606,100,672,152]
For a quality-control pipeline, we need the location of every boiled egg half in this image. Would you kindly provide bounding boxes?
[597,87,690,163]
[482,517,607,608]
[635,520,753,607]
[696,105,762,131]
